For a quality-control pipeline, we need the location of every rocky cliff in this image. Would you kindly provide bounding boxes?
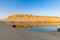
[4,14,60,28]
[5,14,60,22]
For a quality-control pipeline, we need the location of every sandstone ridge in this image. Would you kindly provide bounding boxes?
[4,14,60,28]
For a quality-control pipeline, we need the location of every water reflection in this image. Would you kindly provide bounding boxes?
[25,26,60,32]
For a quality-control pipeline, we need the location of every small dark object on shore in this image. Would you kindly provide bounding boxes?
[57,28,60,32]
[12,25,16,28]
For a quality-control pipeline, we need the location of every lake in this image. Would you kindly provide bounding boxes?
[24,26,60,32]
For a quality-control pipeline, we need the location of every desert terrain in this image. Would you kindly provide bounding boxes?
[0,21,60,40]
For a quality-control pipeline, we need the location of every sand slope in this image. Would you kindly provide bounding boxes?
[0,22,60,40]
[0,22,23,40]
[21,29,60,40]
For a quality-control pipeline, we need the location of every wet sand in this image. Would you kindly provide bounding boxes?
[0,22,60,40]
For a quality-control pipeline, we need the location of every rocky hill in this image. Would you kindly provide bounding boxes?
[3,14,60,28]
[4,14,60,22]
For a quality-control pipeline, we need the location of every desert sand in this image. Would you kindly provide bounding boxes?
[0,21,60,40]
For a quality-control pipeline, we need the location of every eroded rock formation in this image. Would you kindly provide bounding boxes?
[3,14,60,28]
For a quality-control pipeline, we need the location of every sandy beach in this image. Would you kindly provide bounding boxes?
[0,21,60,40]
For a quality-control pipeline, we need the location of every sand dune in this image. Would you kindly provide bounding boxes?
[0,21,60,40]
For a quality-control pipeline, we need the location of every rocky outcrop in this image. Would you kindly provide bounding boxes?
[3,14,60,28]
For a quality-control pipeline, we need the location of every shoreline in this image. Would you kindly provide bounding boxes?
[0,21,60,40]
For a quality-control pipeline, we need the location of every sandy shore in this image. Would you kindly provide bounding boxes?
[0,21,60,40]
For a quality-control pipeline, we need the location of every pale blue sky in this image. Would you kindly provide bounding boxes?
[0,0,60,19]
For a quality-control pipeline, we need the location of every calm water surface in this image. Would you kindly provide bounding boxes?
[24,26,60,32]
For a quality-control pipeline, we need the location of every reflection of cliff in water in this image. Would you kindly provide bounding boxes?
[4,22,60,28]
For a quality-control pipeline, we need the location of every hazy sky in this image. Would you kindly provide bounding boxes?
[0,0,60,19]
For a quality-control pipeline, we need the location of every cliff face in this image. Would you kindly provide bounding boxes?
[5,14,60,22]
[4,14,60,28]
